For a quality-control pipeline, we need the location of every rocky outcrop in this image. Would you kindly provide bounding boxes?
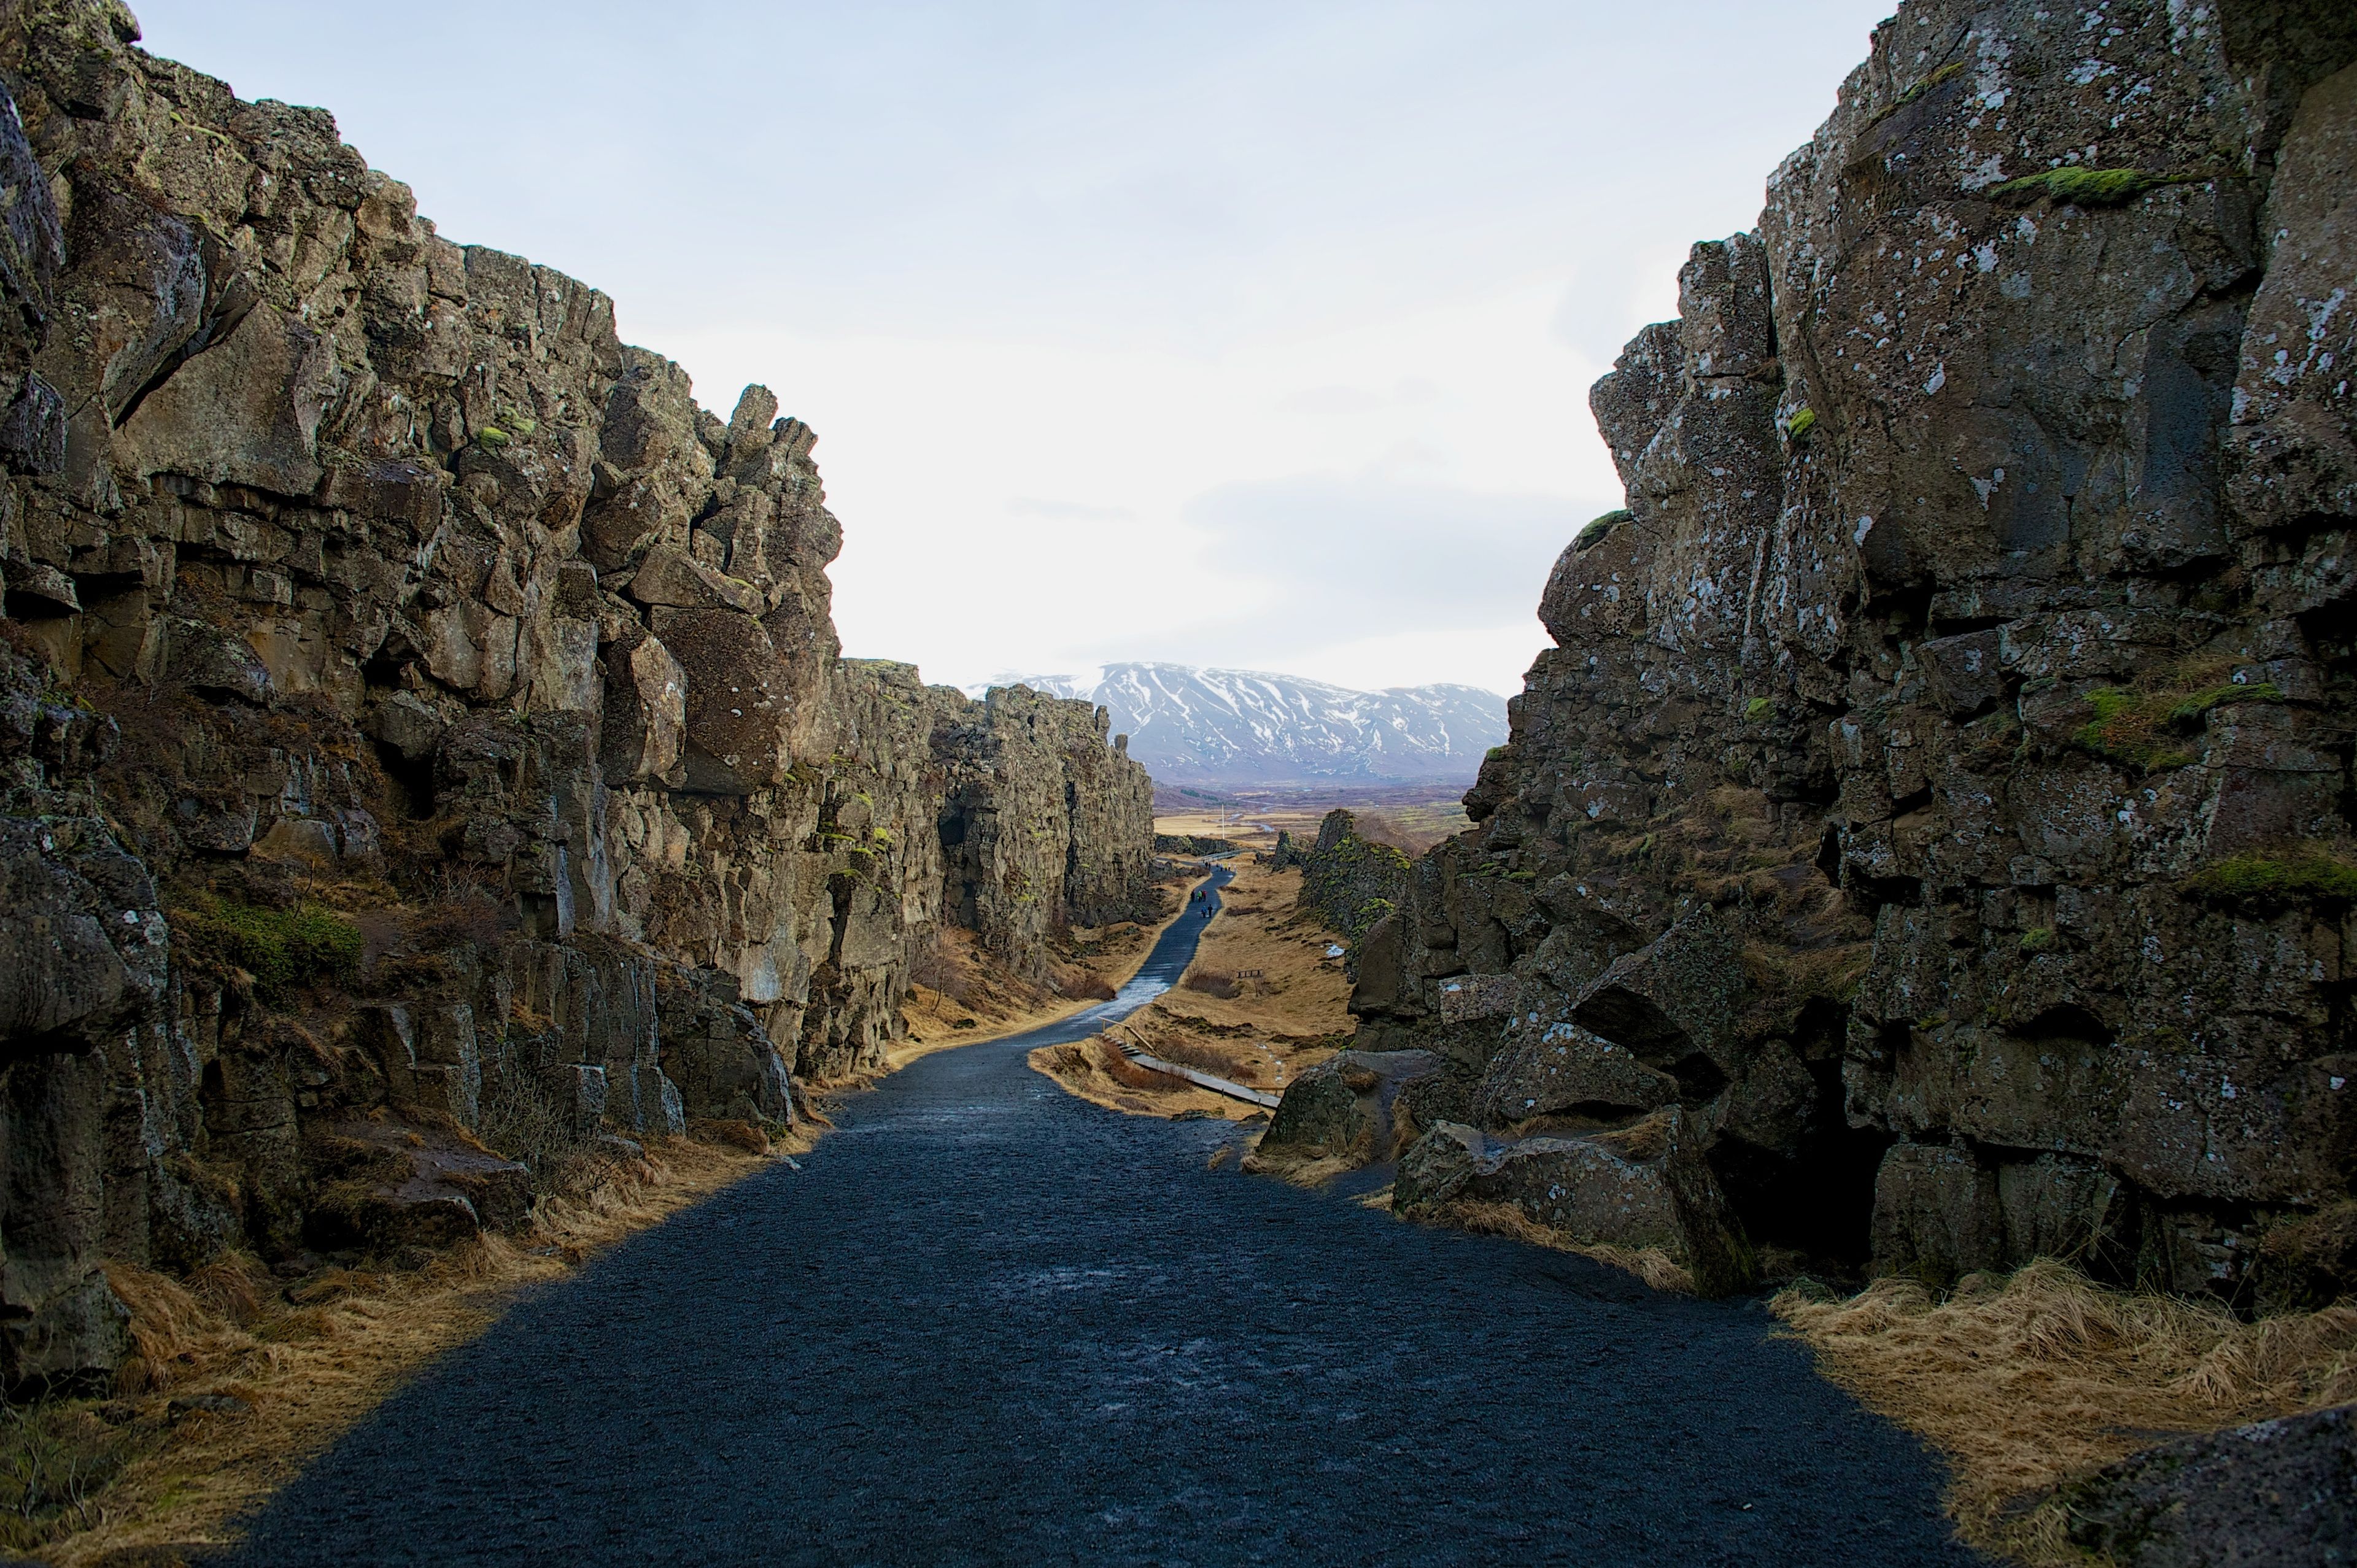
[2057,1401,2357,1566]
[0,2,1155,1389]
[1256,1047,1434,1161]
[1392,1110,1754,1296]
[1322,1,2357,1302]
[1290,809,1410,946]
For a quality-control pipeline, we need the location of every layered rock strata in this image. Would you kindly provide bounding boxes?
[0,3,1155,1389]
[1307,0,2357,1303]
[1286,808,1410,949]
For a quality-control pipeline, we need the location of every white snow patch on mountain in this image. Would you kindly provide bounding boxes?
[963,662,1505,786]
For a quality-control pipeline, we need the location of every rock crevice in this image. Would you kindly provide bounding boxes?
[0,2,1155,1390]
[1312,0,2357,1303]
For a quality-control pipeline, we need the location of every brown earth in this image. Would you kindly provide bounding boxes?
[1156,790,1470,857]
[1030,858,1354,1122]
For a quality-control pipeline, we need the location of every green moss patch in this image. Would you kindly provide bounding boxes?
[1782,407,1816,443]
[2069,681,2283,771]
[1989,167,2162,207]
[171,895,363,1000]
[2180,848,2357,910]
[1574,509,1631,551]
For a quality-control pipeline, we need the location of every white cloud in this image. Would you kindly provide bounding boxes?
[134,0,1895,693]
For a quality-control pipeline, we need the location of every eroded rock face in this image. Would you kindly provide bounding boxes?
[1349,2,2357,1299]
[1392,1109,1754,1297]
[0,0,1156,1382]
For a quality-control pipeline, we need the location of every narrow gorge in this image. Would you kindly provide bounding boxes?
[0,0,2354,1562]
[0,0,1156,1396]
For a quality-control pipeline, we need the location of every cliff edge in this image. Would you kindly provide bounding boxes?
[0,1,1156,1392]
[1314,0,2357,1307]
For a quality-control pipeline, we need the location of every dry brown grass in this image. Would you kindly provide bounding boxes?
[894,881,1197,1060]
[1161,860,1353,1041]
[1403,1199,1695,1294]
[1772,1260,2357,1563]
[1180,968,1243,1000]
[1239,1145,1364,1188]
[1026,1041,1247,1122]
[1136,1031,1262,1084]
[44,1132,803,1566]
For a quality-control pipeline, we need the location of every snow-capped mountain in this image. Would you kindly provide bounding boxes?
[965,663,1507,787]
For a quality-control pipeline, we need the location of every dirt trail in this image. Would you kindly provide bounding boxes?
[220,868,1984,1566]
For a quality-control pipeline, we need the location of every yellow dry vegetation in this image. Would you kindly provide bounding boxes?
[891,876,1204,1067]
[1028,1038,1244,1121]
[1773,1261,2357,1564]
[1028,857,1355,1124]
[1409,1198,1695,1294]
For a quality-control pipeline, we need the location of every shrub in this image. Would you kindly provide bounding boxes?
[170,894,362,1001]
[2181,848,2357,910]
[1181,968,1242,1000]
[908,931,971,1003]
[1145,1033,1260,1081]
[1053,968,1116,1002]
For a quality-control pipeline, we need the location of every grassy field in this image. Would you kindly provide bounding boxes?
[1155,786,1471,857]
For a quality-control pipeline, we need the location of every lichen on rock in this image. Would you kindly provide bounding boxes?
[0,0,1158,1390]
[1276,0,2357,1310]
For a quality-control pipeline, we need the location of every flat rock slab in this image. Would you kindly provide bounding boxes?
[2062,1402,2357,1566]
[220,886,1983,1566]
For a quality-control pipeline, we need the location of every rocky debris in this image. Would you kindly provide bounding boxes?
[1393,1107,1754,1297]
[1344,4,2357,1300]
[0,0,1158,1389]
[2057,1401,2357,1566]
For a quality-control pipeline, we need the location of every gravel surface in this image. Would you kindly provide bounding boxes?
[226,870,1983,1565]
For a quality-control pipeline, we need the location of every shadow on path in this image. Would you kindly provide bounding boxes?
[225,863,1984,1566]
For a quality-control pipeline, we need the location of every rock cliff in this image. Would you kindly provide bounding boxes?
[0,2,1155,1391]
[1326,0,2357,1302]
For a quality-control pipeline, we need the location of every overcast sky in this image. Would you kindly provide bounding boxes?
[135,1,1891,695]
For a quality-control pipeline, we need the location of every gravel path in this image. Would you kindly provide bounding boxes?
[226,870,1983,1565]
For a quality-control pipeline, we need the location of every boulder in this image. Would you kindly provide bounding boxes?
[1869,1143,2006,1283]
[1395,1108,1755,1296]
[2060,1402,2357,1567]
[305,1121,530,1252]
[1471,1019,1678,1128]
[1260,1049,1437,1162]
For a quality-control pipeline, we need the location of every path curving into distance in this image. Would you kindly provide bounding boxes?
[225,865,1984,1566]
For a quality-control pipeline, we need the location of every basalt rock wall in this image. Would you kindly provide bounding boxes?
[1349,0,2357,1303]
[0,1,1155,1390]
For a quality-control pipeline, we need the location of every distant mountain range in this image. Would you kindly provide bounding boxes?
[966,662,1507,787]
